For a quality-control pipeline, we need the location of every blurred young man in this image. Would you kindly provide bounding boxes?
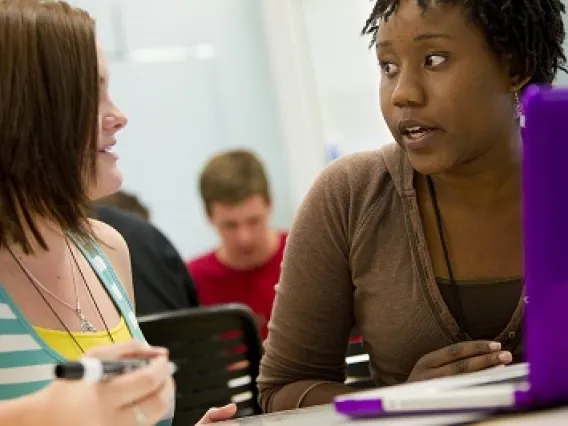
[186,150,287,339]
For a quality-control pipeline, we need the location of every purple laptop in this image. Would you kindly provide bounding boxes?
[522,84,568,406]
[334,84,568,418]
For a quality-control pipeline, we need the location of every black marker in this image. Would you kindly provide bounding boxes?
[55,358,177,382]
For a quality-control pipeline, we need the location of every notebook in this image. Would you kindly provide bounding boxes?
[334,84,568,418]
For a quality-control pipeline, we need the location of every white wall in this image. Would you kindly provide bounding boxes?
[260,0,327,210]
[299,0,392,158]
[73,0,306,258]
[557,10,568,86]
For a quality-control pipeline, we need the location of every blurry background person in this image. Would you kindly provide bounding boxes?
[97,190,151,221]
[186,150,287,339]
[94,190,199,315]
[94,200,200,316]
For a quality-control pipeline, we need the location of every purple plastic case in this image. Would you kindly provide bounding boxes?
[522,84,568,407]
[334,374,530,418]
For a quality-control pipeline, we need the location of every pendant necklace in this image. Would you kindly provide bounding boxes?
[8,243,97,332]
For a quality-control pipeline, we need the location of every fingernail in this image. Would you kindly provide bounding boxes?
[153,346,169,354]
[499,351,512,363]
[168,361,178,375]
[489,342,501,351]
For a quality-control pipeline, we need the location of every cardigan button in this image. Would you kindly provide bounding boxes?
[508,331,517,340]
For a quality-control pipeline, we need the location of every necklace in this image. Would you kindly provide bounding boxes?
[9,242,97,333]
[7,239,115,354]
[426,176,527,341]
[426,175,468,340]
[67,244,97,332]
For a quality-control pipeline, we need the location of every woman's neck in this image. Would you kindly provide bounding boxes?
[431,143,521,208]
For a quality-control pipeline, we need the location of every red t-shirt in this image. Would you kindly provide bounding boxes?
[186,232,287,340]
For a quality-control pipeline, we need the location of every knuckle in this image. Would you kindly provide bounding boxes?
[447,343,462,358]
[437,366,453,379]
[474,341,486,353]
[453,359,468,375]
[140,370,162,389]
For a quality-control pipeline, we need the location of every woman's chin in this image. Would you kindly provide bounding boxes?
[88,172,123,201]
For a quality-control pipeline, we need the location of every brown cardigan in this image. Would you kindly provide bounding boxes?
[257,144,524,412]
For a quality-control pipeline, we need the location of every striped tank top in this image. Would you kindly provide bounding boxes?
[0,238,173,426]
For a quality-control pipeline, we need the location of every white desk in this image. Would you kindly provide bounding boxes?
[480,406,568,425]
[214,404,568,426]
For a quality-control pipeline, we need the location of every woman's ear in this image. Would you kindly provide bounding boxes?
[502,53,532,92]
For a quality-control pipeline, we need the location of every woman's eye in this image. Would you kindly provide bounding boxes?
[425,54,447,68]
[379,61,399,76]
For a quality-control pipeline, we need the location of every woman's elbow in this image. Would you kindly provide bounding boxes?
[257,376,348,413]
[257,382,280,414]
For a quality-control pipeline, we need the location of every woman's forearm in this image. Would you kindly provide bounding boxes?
[299,381,355,407]
[260,379,355,412]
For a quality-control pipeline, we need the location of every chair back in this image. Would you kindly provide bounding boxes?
[345,336,374,389]
[138,304,263,425]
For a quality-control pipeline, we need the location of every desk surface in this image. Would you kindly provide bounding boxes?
[215,404,568,426]
[480,406,568,425]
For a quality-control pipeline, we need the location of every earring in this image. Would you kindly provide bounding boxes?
[514,91,525,127]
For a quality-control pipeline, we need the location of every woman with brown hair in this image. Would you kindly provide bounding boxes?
[0,0,235,424]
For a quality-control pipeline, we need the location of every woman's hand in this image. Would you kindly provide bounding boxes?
[196,403,237,424]
[38,340,175,426]
[408,341,512,382]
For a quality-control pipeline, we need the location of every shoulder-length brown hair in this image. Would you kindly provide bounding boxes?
[0,0,99,253]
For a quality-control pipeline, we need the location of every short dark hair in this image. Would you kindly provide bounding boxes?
[95,190,151,221]
[363,0,567,86]
[199,149,271,216]
[0,0,99,253]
